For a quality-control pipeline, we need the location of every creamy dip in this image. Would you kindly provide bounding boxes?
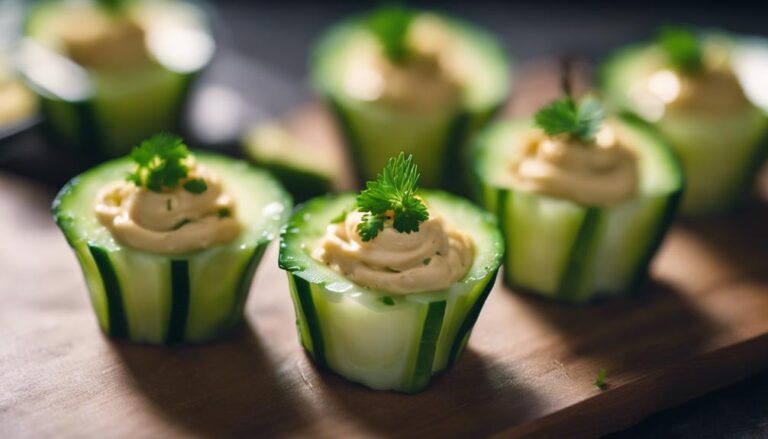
[510,126,638,206]
[343,15,465,112]
[630,44,753,120]
[95,162,240,254]
[313,209,474,294]
[50,6,149,70]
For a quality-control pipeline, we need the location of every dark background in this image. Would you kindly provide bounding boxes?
[4,0,768,436]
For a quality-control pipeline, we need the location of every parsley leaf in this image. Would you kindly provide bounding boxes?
[368,5,414,64]
[126,133,200,193]
[356,152,429,241]
[534,95,605,143]
[595,368,608,390]
[358,213,386,242]
[658,26,703,73]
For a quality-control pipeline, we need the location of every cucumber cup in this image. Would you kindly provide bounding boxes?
[601,30,768,215]
[279,155,503,393]
[20,0,214,158]
[53,139,291,344]
[472,109,684,304]
[311,7,511,192]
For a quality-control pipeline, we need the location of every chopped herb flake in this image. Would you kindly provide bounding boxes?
[173,218,191,230]
[595,368,608,390]
[183,178,208,194]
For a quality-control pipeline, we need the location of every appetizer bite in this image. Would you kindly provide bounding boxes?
[311,6,511,192]
[53,134,291,344]
[601,27,768,215]
[19,0,214,157]
[472,94,683,303]
[279,153,503,393]
[243,122,336,201]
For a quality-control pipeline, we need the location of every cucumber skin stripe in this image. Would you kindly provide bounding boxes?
[496,189,511,285]
[293,276,327,368]
[88,245,129,339]
[447,270,499,367]
[166,260,191,344]
[557,207,603,302]
[229,244,268,326]
[410,300,448,393]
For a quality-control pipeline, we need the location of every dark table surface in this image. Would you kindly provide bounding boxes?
[3,0,768,437]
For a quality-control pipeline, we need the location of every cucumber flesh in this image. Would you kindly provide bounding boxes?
[312,13,511,190]
[279,191,503,392]
[53,153,291,343]
[472,115,684,303]
[600,37,768,215]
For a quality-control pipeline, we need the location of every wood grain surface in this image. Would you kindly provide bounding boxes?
[1,62,768,439]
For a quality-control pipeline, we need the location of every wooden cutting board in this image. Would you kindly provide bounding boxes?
[1,61,768,439]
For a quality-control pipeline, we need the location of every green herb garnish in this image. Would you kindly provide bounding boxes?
[356,152,429,242]
[422,257,431,266]
[166,199,172,211]
[330,208,350,224]
[126,133,207,194]
[658,26,703,73]
[173,218,191,230]
[534,95,605,143]
[594,368,608,390]
[217,208,231,218]
[381,296,396,306]
[183,178,208,194]
[368,5,415,64]
[96,0,129,13]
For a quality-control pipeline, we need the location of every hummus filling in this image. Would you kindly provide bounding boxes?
[95,162,240,254]
[50,6,149,70]
[510,126,638,206]
[630,44,752,120]
[313,209,474,294]
[343,15,465,112]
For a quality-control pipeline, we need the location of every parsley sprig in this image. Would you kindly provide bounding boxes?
[534,95,605,143]
[658,26,703,73]
[126,133,206,194]
[367,5,415,64]
[355,152,429,241]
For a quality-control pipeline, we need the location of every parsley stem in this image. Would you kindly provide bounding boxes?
[559,56,574,101]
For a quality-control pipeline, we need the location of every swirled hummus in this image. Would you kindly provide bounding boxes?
[313,209,474,294]
[94,162,240,254]
[48,5,149,70]
[343,15,465,112]
[510,126,638,206]
[630,44,752,121]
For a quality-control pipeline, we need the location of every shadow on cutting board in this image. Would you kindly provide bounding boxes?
[511,279,722,375]
[315,348,544,439]
[679,192,768,284]
[110,320,311,438]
